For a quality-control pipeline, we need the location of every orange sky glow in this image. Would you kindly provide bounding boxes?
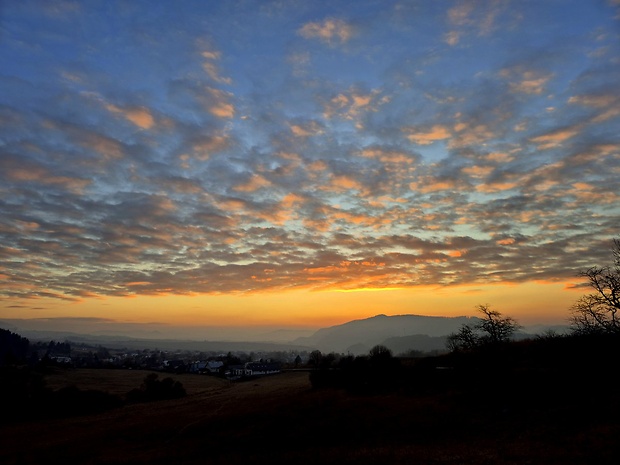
[1,281,585,332]
[1,1,619,337]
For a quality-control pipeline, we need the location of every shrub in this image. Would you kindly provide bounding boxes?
[126,373,186,403]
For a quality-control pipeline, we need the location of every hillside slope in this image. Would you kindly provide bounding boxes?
[294,314,475,354]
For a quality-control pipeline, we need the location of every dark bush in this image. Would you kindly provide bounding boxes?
[126,373,186,403]
[309,346,403,394]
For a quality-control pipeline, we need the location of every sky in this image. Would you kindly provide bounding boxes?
[1,0,619,337]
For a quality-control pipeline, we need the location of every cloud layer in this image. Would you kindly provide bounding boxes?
[1,0,619,303]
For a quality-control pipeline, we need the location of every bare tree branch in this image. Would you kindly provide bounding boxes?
[570,237,620,335]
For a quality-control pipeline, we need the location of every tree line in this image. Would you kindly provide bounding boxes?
[309,237,620,399]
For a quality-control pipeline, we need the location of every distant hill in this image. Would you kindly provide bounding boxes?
[292,314,476,354]
[0,326,312,353]
[1,315,570,356]
[381,334,449,355]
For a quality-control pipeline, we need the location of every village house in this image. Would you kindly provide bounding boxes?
[245,361,281,376]
[227,361,281,379]
[188,360,224,374]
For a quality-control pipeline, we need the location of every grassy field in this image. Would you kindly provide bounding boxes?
[43,367,230,397]
[1,367,618,465]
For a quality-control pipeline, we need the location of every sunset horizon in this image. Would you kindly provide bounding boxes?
[1,1,619,337]
[0,280,590,339]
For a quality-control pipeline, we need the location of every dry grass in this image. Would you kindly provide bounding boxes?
[44,367,229,397]
[1,368,618,465]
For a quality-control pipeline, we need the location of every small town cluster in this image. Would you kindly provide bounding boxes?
[38,340,308,379]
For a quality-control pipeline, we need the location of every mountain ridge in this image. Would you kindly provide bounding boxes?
[293,314,478,354]
[2,315,569,355]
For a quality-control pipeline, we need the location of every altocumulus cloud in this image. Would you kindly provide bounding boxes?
[0,0,619,301]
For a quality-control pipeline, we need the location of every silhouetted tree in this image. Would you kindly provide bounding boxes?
[476,304,520,344]
[369,344,392,361]
[318,352,337,370]
[0,329,30,365]
[570,237,620,335]
[308,350,322,369]
[126,373,186,403]
[446,323,478,352]
[447,305,519,351]
[222,351,242,367]
[45,340,71,359]
[310,346,402,393]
